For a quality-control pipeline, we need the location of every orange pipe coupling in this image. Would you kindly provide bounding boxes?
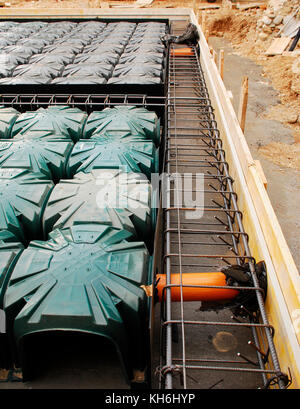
[170,47,194,57]
[156,272,239,302]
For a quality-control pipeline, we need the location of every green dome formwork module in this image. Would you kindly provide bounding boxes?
[0,168,54,243]
[42,169,154,246]
[3,225,151,383]
[0,230,24,369]
[66,131,159,179]
[83,106,161,146]
[11,106,88,143]
[0,139,73,181]
[0,230,24,308]
[0,107,20,139]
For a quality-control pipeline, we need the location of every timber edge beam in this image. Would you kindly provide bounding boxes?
[0,7,192,19]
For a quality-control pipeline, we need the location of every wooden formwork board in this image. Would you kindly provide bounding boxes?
[265,37,291,56]
[189,10,300,388]
[0,7,191,19]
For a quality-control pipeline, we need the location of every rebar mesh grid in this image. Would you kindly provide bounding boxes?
[158,42,289,390]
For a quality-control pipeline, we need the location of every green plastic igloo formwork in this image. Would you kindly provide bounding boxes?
[3,224,151,383]
[0,107,20,139]
[0,139,73,181]
[11,106,88,143]
[42,169,153,246]
[66,131,158,179]
[0,168,54,243]
[0,231,23,369]
[83,106,161,145]
[0,230,24,308]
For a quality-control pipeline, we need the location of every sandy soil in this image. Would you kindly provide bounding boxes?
[5,0,92,7]
[203,6,300,170]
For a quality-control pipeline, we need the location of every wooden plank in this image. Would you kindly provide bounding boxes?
[277,8,300,38]
[237,2,267,11]
[0,7,192,18]
[198,4,220,10]
[213,49,218,65]
[134,0,154,8]
[283,16,300,38]
[265,37,291,56]
[237,76,248,133]
[254,160,267,190]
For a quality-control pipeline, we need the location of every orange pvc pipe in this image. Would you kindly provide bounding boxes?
[156,273,239,302]
[171,47,194,57]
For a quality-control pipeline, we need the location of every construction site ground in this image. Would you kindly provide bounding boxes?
[0,0,299,389]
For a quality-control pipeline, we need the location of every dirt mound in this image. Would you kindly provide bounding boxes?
[259,141,300,171]
[207,9,257,46]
